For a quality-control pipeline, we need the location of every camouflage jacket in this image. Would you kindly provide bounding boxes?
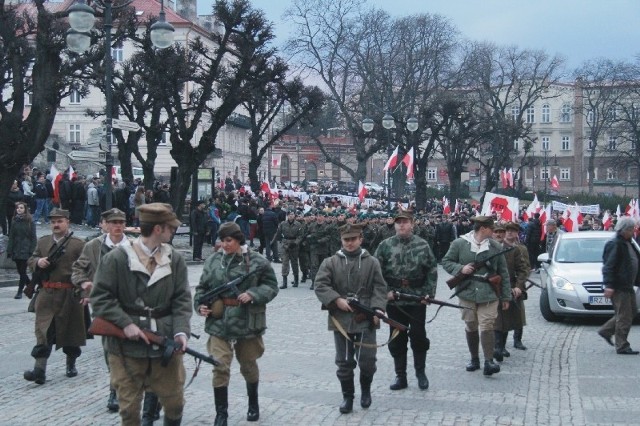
[307,221,331,250]
[374,234,437,305]
[194,250,278,340]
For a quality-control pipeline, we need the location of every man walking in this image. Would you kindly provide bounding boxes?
[275,210,304,289]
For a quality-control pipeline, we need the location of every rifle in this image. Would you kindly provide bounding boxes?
[198,268,262,307]
[392,291,472,310]
[88,317,219,366]
[24,232,75,299]
[445,246,514,290]
[526,278,543,290]
[346,297,408,332]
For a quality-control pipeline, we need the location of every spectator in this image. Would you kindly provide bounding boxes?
[86,178,100,227]
[32,173,50,225]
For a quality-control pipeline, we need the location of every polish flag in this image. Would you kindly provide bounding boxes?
[550,175,560,190]
[602,210,612,230]
[500,168,508,189]
[454,199,461,214]
[358,180,367,202]
[523,193,540,222]
[616,204,621,218]
[563,205,581,232]
[50,164,61,206]
[402,147,415,179]
[443,196,450,215]
[271,154,281,168]
[539,203,552,241]
[383,146,399,172]
[68,165,77,180]
[508,168,514,188]
[260,181,278,198]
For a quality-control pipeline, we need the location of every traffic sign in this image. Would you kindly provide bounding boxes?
[111,119,141,132]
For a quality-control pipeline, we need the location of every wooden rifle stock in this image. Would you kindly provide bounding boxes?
[89,317,219,366]
[445,246,514,290]
[347,298,408,332]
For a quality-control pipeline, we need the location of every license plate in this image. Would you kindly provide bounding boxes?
[589,296,612,306]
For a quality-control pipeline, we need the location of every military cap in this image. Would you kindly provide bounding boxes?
[470,215,495,228]
[504,221,521,232]
[394,210,414,222]
[101,207,126,222]
[49,208,70,219]
[138,203,181,228]
[493,223,506,232]
[339,223,364,238]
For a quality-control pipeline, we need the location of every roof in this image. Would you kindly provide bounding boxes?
[558,231,613,240]
[130,0,191,26]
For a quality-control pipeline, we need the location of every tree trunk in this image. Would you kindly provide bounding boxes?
[449,174,463,204]
[414,172,427,211]
[588,150,595,195]
[169,163,195,222]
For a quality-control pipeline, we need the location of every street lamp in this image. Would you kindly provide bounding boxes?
[67,0,175,209]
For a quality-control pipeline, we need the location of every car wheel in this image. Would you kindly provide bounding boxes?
[540,288,561,322]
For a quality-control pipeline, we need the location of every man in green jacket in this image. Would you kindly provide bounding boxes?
[442,216,511,376]
[195,222,278,425]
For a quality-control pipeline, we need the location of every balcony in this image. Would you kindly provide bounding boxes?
[226,113,251,129]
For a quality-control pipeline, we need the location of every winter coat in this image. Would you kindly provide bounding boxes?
[194,250,278,341]
[602,233,640,291]
[261,209,279,235]
[7,216,37,260]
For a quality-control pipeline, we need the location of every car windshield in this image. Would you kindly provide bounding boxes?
[554,237,609,263]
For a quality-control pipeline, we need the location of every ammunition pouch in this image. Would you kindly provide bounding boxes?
[211,299,224,319]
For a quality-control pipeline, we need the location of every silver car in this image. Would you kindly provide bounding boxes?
[537,231,640,322]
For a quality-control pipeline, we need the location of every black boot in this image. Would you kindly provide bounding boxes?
[493,331,504,362]
[501,331,511,358]
[163,417,182,426]
[66,355,78,378]
[465,331,480,371]
[483,359,501,376]
[310,278,315,290]
[246,381,259,421]
[513,328,527,350]
[214,387,228,426]
[107,388,119,412]
[292,273,299,288]
[360,374,372,408]
[14,283,24,299]
[301,272,307,283]
[389,355,408,390]
[413,351,429,390]
[142,392,162,426]
[339,379,354,414]
[279,276,288,289]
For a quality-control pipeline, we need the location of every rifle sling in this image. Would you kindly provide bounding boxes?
[123,305,172,319]
[330,315,400,348]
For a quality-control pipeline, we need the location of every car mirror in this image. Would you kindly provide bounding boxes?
[537,253,550,263]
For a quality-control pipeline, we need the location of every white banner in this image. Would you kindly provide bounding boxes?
[480,192,520,222]
[552,201,600,215]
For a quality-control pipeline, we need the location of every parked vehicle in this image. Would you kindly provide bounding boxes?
[538,231,640,322]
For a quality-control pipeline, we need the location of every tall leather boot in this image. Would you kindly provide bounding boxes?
[14,282,24,299]
[501,331,511,358]
[292,272,299,288]
[360,374,372,408]
[279,276,288,289]
[163,417,182,426]
[339,379,354,414]
[301,272,307,283]
[142,392,162,426]
[246,381,259,421]
[513,328,527,350]
[493,331,504,362]
[480,330,500,376]
[465,331,480,371]
[24,358,47,385]
[413,351,429,390]
[106,387,119,412]
[214,387,228,426]
[389,354,408,390]
[66,355,78,378]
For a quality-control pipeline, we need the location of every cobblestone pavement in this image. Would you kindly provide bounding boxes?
[1,245,640,425]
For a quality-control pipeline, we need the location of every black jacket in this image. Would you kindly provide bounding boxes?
[603,233,640,291]
[8,216,37,260]
[262,209,280,235]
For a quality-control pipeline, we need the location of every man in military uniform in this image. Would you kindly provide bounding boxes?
[435,215,455,262]
[91,203,192,425]
[24,208,86,385]
[315,223,387,413]
[374,211,438,391]
[442,216,510,376]
[297,211,311,284]
[374,215,396,250]
[307,212,331,290]
[274,210,305,289]
[503,221,530,352]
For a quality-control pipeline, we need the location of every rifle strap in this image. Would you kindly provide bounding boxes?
[426,305,444,324]
[330,315,400,348]
[184,358,202,389]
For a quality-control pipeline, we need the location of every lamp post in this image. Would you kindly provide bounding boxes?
[67,0,174,209]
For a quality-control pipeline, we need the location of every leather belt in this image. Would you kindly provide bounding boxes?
[123,305,172,319]
[222,297,241,307]
[386,277,424,289]
[42,281,74,289]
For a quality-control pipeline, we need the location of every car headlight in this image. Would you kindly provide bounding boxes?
[551,276,575,291]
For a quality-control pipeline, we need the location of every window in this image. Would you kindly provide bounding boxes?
[607,168,616,180]
[540,167,549,181]
[427,168,437,180]
[541,136,550,151]
[511,106,520,121]
[526,106,535,123]
[69,90,81,104]
[68,124,81,143]
[561,136,570,151]
[608,136,617,150]
[587,169,598,181]
[541,104,550,123]
[587,139,595,150]
[159,132,169,145]
[26,92,32,106]
[587,109,595,123]
[560,168,571,181]
[112,44,124,63]
[560,104,571,122]
[513,139,519,151]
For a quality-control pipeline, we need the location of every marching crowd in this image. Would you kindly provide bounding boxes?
[8,164,640,425]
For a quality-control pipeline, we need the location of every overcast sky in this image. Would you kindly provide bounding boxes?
[197,0,639,72]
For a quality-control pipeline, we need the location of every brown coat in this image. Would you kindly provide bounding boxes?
[28,234,86,348]
[495,241,528,331]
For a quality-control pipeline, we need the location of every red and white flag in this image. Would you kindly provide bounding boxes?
[402,147,415,179]
[508,168,514,188]
[480,192,519,222]
[616,204,622,218]
[550,175,560,190]
[523,193,540,222]
[68,165,77,180]
[358,180,367,202]
[50,164,61,206]
[454,199,461,214]
[271,154,281,168]
[383,146,399,172]
[602,210,613,230]
[562,205,581,233]
[442,196,450,215]
[539,203,552,241]
[500,168,508,189]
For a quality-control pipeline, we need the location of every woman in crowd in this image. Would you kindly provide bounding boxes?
[8,201,37,299]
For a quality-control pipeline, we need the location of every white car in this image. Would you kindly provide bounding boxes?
[364,182,384,192]
[538,231,640,322]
